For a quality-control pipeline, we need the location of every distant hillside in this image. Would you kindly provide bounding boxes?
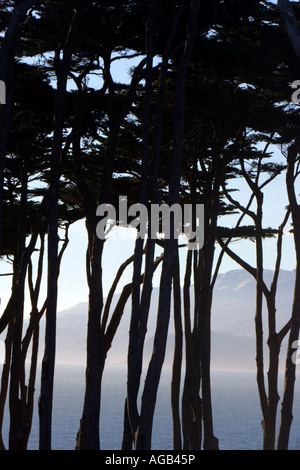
[211,269,295,336]
[20,269,295,370]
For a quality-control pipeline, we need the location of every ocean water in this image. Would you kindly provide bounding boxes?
[1,364,300,450]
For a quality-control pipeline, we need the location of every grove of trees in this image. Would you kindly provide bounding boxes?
[0,0,300,450]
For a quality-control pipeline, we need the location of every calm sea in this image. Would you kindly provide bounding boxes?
[1,364,299,450]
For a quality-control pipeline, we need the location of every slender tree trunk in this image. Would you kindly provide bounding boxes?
[9,164,28,450]
[182,249,202,450]
[265,293,280,450]
[254,190,272,449]
[277,268,300,449]
[181,249,193,449]
[136,237,177,449]
[75,223,106,450]
[265,209,290,449]
[124,4,190,449]
[181,157,203,450]
[136,1,200,449]
[197,247,215,450]
[171,247,182,450]
[0,320,13,449]
[0,202,47,449]
[21,271,43,450]
[39,7,81,450]
[195,166,220,451]
[125,0,157,449]
[74,123,122,450]
[277,138,300,449]
[72,114,106,449]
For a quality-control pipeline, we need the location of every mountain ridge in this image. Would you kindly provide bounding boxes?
[50,269,294,370]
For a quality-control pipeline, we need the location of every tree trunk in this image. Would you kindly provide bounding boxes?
[254,190,272,449]
[8,164,28,450]
[124,0,157,449]
[39,7,81,450]
[123,4,183,449]
[73,115,107,449]
[195,165,220,451]
[277,268,300,449]
[136,1,200,449]
[182,250,202,450]
[75,226,106,450]
[0,320,13,449]
[265,292,281,450]
[277,137,300,449]
[171,247,182,450]
[0,204,47,449]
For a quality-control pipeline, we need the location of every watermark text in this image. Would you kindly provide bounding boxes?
[96,196,204,250]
